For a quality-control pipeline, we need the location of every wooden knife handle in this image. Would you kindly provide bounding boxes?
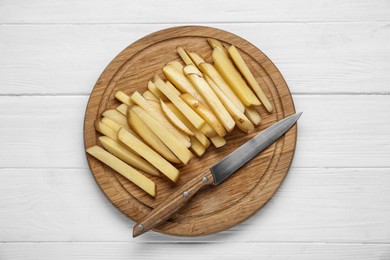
[133,171,214,237]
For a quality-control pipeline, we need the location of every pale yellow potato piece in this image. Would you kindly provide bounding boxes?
[86,145,156,197]
[162,64,206,103]
[115,91,134,106]
[210,135,226,148]
[101,117,122,133]
[212,46,260,106]
[181,93,226,137]
[166,102,210,148]
[184,68,235,132]
[160,100,194,136]
[176,46,194,65]
[165,81,180,93]
[99,136,160,177]
[198,62,245,113]
[128,109,181,164]
[205,75,254,133]
[116,103,129,116]
[154,78,205,129]
[131,106,193,165]
[142,90,159,102]
[153,75,181,96]
[166,61,184,73]
[102,109,132,132]
[187,50,206,67]
[148,81,169,101]
[228,45,273,112]
[95,120,118,141]
[207,38,229,55]
[200,123,218,138]
[118,128,180,182]
[130,91,191,148]
[190,136,206,157]
[245,106,262,126]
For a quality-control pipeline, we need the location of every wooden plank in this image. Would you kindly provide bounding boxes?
[0,23,389,95]
[0,242,389,260]
[0,95,389,168]
[0,168,389,242]
[0,0,389,23]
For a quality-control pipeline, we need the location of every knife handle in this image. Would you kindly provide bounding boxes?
[133,171,214,237]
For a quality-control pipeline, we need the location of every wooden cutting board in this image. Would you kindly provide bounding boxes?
[84,26,297,236]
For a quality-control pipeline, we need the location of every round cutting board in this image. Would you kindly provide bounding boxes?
[84,26,297,236]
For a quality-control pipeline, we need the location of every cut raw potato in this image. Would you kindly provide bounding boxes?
[154,78,205,129]
[130,91,191,147]
[148,81,169,101]
[245,106,262,126]
[128,108,181,164]
[142,90,159,102]
[86,145,156,197]
[116,103,129,116]
[183,64,203,76]
[102,109,132,132]
[190,136,206,157]
[184,67,235,132]
[210,135,226,148]
[198,62,245,113]
[165,81,180,93]
[228,45,273,112]
[212,46,260,106]
[99,136,160,177]
[200,123,218,138]
[177,46,194,65]
[186,50,206,67]
[118,128,180,182]
[115,91,134,106]
[153,75,181,96]
[207,38,229,55]
[95,120,118,141]
[205,75,254,133]
[131,106,193,165]
[181,93,226,137]
[160,100,194,136]
[166,61,184,72]
[101,117,122,133]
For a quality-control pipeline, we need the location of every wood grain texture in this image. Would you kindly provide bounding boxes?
[1,0,389,23]
[1,23,389,95]
[0,168,389,242]
[84,26,296,236]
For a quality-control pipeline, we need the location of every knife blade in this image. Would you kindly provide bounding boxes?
[133,112,302,237]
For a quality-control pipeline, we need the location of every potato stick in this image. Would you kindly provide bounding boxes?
[116,103,129,116]
[160,100,194,136]
[153,75,181,96]
[245,106,262,126]
[101,117,122,133]
[128,109,181,164]
[148,81,169,101]
[166,60,184,73]
[181,93,226,137]
[87,145,156,197]
[210,135,226,148]
[228,45,273,112]
[142,90,159,102]
[99,136,160,177]
[95,120,118,141]
[131,91,191,147]
[184,67,235,132]
[198,62,245,113]
[166,102,210,148]
[207,38,229,55]
[102,109,132,132]
[200,123,218,138]
[162,64,206,103]
[118,128,180,182]
[205,75,254,133]
[154,78,205,129]
[190,136,206,157]
[115,91,134,106]
[165,81,181,94]
[177,46,194,65]
[131,106,193,165]
[187,50,206,67]
[212,46,260,106]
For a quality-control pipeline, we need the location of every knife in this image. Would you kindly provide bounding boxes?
[133,112,302,237]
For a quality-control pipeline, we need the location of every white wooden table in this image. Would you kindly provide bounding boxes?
[1,1,390,259]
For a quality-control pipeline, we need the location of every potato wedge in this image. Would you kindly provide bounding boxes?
[245,106,262,126]
[128,108,181,164]
[198,62,245,113]
[207,38,229,55]
[205,75,254,133]
[99,136,160,177]
[228,45,273,112]
[154,78,205,129]
[148,81,169,101]
[116,103,129,116]
[130,91,191,148]
[131,106,193,165]
[115,91,134,106]
[187,50,206,67]
[87,145,156,197]
[142,90,159,102]
[210,135,226,148]
[95,120,118,141]
[102,109,132,132]
[212,46,260,106]
[190,136,206,157]
[177,46,194,66]
[118,128,180,182]
[166,102,210,148]
[181,93,226,137]
[160,100,194,136]
[166,60,184,72]
[184,68,235,132]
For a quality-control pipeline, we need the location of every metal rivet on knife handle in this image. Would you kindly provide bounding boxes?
[183,191,189,197]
